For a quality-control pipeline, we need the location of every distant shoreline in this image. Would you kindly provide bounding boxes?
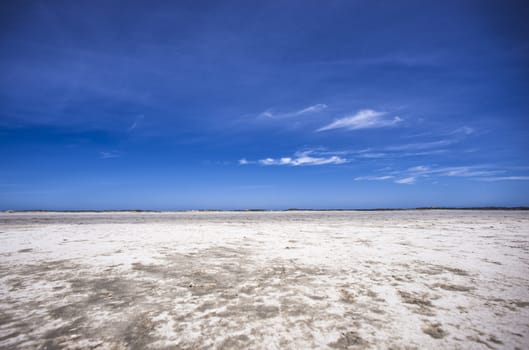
[2,207,528,213]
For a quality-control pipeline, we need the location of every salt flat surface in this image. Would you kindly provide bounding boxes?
[0,210,528,349]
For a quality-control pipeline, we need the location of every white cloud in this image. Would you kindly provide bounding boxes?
[255,150,347,166]
[450,126,474,135]
[296,104,328,115]
[259,158,279,165]
[443,168,502,177]
[128,121,138,131]
[386,139,455,151]
[402,149,448,157]
[265,144,448,164]
[128,114,144,131]
[408,165,504,177]
[312,147,448,160]
[478,176,529,182]
[354,175,394,181]
[354,164,509,185]
[100,151,120,159]
[239,158,249,165]
[314,53,442,68]
[259,111,274,118]
[405,126,475,139]
[384,126,473,153]
[395,177,416,184]
[317,109,402,132]
[260,104,327,119]
[408,165,430,172]
[357,152,388,159]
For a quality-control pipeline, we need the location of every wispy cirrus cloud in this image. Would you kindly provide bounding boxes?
[450,126,475,135]
[354,164,520,185]
[294,104,328,115]
[380,126,475,154]
[478,176,529,182]
[405,126,475,139]
[240,143,450,168]
[303,145,449,160]
[401,149,448,157]
[354,175,394,181]
[317,109,402,132]
[312,53,443,68]
[357,152,388,159]
[128,114,144,131]
[407,165,504,177]
[100,151,120,159]
[259,155,347,166]
[394,177,416,184]
[385,139,455,151]
[260,104,327,119]
[343,149,448,160]
[240,150,347,167]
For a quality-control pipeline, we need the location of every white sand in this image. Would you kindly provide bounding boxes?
[0,210,528,349]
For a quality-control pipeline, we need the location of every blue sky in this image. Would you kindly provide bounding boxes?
[1,0,529,209]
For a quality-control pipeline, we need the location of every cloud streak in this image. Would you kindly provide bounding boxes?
[240,151,347,167]
[394,177,416,184]
[260,104,327,119]
[407,165,504,177]
[127,114,144,131]
[354,164,524,185]
[354,175,394,181]
[241,143,452,168]
[100,151,120,159]
[478,176,529,182]
[317,109,402,132]
[385,139,455,151]
[259,155,347,166]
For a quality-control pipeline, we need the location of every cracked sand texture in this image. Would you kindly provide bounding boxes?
[0,210,528,349]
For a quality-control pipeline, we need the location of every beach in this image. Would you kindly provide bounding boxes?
[0,210,528,349]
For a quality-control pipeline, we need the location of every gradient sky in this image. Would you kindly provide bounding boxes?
[1,0,529,210]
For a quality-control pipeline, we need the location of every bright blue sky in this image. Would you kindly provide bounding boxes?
[1,1,528,210]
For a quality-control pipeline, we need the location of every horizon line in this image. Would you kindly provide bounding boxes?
[2,206,529,213]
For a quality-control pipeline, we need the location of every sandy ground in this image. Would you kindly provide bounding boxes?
[0,210,528,349]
